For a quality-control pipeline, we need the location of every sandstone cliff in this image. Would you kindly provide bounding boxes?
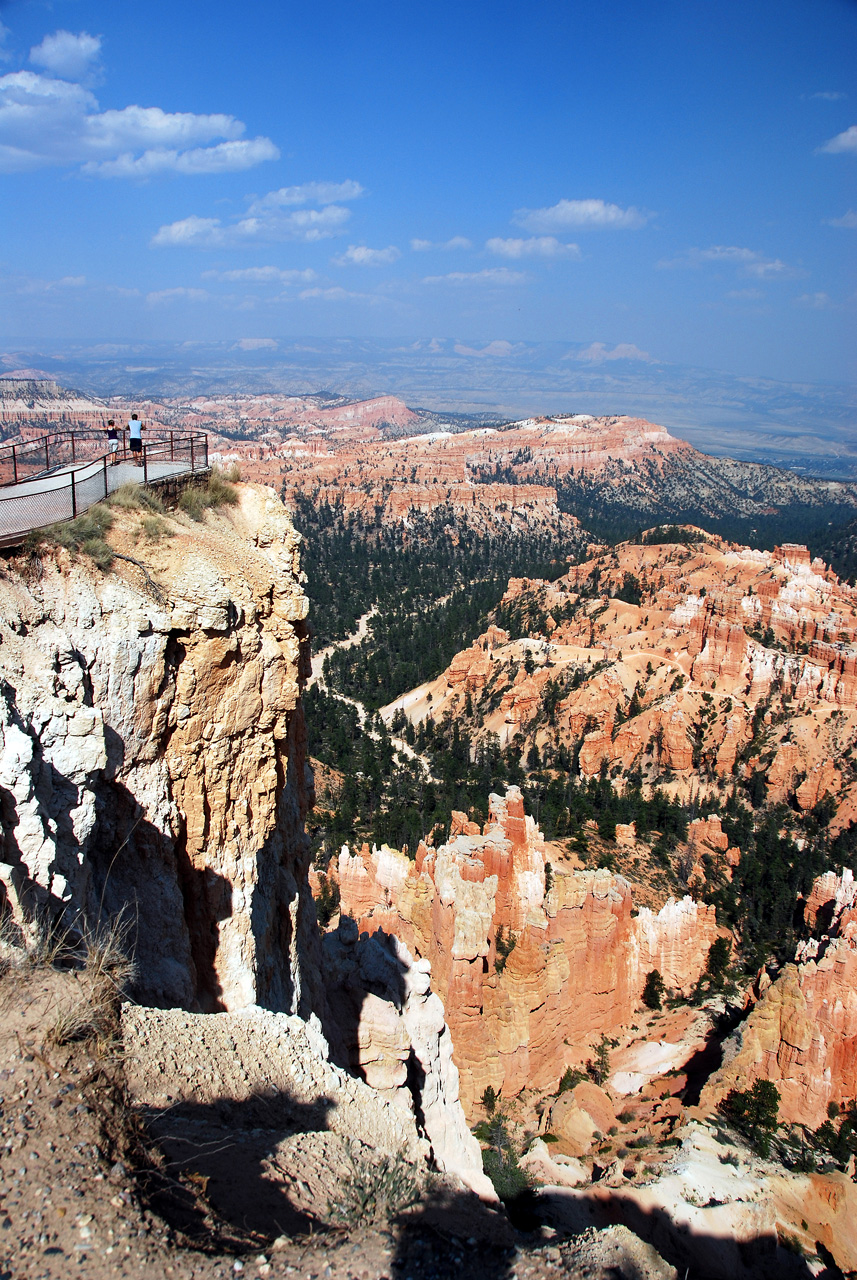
[0,485,492,1197]
[0,485,319,1015]
[700,868,857,1127]
[324,787,718,1113]
[409,532,857,830]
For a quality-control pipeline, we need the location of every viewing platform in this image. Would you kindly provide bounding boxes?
[0,429,209,546]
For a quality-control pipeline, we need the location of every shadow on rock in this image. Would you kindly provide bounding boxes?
[139,1087,336,1246]
[538,1185,842,1280]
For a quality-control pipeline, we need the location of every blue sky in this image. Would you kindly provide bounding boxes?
[0,0,855,383]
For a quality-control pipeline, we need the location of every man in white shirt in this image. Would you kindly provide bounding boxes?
[128,413,145,467]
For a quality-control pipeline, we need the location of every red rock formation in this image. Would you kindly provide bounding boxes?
[325,788,718,1114]
[701,869,857,1127]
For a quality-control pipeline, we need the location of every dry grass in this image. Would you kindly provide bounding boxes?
[326,1141,424,1227]
[108,483,165,514]
[32,912,137,1051]
[178,469,240,521]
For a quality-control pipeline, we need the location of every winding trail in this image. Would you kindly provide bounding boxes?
[308,607,432,773]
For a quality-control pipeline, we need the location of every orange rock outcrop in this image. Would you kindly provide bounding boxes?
[324,787,718,1113]
[701,869,857,1126]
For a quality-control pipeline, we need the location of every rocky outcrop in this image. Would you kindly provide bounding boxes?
[0,486,318,1015]
[325,787,718,1113]
[0,485,494,1200]
[701,869,857,1127]
[321,919,493,1197]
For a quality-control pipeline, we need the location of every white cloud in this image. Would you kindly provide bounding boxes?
[234,337,277,350]
[332,244,400,267]
[820,125,857,154]
[810,91,847,101]
[793,291,835,309]
[30,30,101,81]
[203,266,317,283]
[0,66,278,176]
[486,235,581,259]
[83,137,278,178]
[422,268,527,286]
[828,210,857,228]
[410,236,472,251]
[248,181,364,211]
[15,273,87,294]
[298,285,391,305]
[152,203,351,248]
[0,23,11,64]
[514,198,649,232]
[658,245,800,278]
[146,287,210,305]
[574,342,650,363]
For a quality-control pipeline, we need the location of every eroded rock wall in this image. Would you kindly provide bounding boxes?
[701,869,857,1127]
[0,485,321,1016]
[327,787,718,1113]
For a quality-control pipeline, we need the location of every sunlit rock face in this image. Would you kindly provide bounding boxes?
[0,485,322,1016]
[326,787,718,1113]
[701,869,857,1127]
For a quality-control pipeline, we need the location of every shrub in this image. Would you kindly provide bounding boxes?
[723,1079,780,1154]
[327,1142,423,1226]
[315,874,340,927]
[28,505,114,569]
[494,924,517,972]
[481,1085,498,1115]
[475,1113,531,1203]
[588,1035,611,1086]
[140,515,168,541]
[558,1066,587,1095]
[109,483,164,513]
[706,936,732,982]
[642,969,665,1010]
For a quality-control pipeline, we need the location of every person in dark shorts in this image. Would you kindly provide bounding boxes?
[105,418,120,465]
[128,412,145,466]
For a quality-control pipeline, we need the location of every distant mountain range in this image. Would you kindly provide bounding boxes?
[1,337,855,479]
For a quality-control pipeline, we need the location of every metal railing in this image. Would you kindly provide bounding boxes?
[0,429,208,546]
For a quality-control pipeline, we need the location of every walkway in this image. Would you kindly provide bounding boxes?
[0,430,208,545]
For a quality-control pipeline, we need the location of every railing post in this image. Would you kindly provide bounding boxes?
[71,434,76,463]
[71,472,77,519]
[103,456,108,499]
[190,435,195,472]
[12,446,16,485]
[170,431,174,461]
[204,434,208,469]
[45,438,50,472]
[143,445,148,485]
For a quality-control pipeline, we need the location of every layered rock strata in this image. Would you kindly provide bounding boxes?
[326,787,718,1112]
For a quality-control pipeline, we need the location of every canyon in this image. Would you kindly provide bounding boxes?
[0,421,856,1273]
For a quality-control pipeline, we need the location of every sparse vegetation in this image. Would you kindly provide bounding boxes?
[326,1141,424,1226]
[26,504,115,569]
[179,469,240,520]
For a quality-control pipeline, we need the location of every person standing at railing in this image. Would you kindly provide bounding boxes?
[105,418,120,466]
[127,412,146,468]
